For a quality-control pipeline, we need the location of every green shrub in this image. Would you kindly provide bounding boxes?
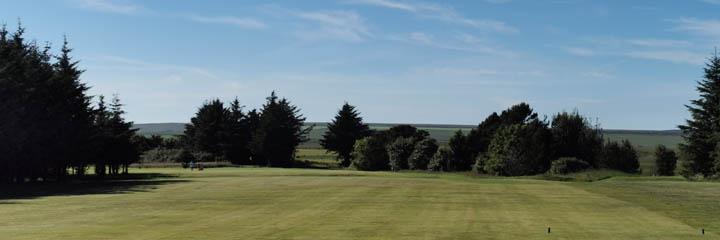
[351,136,389,171]
[602,140,640,173]
[548,157,590,174]
[472,153,489,174]
[408,138,438,170]
[141,148,183,163]
[655,144,677,176]
[387,137,415,171]
[428,146,453,171]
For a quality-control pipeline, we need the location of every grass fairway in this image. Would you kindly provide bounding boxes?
[1,168,717,239]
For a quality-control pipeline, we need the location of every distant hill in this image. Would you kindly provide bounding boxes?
[134,122,684,149]
[133,123,186,136]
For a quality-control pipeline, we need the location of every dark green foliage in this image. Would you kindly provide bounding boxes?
[654,145,677,176]
[0,25,125,182]
[548,157,590,174]
[472,153,489,174]
[93,95,140,176]
[321,103,371,167]
[428,146,453,171]
[387,137,415,170]
[679,54,720,177]
[602,140,640,173]
[225,98,252,165]
[484,120,553,176]
[550,111,604,167]
[351,136,389,171]
[408,138,438,170]
[141,148,184,163]
[182,97,252,165]
[465,103,539,162]
[448,130,472,171]
[249,91,311,167]
[183,99,230,160]
[351,124,434,171]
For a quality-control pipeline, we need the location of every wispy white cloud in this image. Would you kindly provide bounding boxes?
[700,0,720,5]
[627,39,692,48]
[671,18,720,38]
[75,0,148,14]
[294,10,371,42]
[625,51,705,65]
[190,16,267,29]
[348,0,518,33]
[388,32,514,57]
[563,47,597,56]
[485,0,512,3]
[582,71,615,79]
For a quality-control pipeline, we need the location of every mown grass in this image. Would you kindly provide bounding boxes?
[1,167,717,239]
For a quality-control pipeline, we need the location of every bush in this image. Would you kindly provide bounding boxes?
[472,153,489,174]
[141,148,183,163]
[548,157,590,174]
[193,151,219,162]
[602,140,640,173]
[428,146,453,171]
[387,137,415,171]
[655,145,677,176]
[351,136,390,171]
[408,138,438,170]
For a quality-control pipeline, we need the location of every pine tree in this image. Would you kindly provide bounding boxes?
[250,91,311,167]
[50,37,95,180]
[320,103,371,167]
[226,98,252,164]
[679,54,720,177]
[184,99,230,160]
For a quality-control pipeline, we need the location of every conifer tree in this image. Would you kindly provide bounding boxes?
[250,91,311,167]
[679,54,720,177]
[320,103,371,167]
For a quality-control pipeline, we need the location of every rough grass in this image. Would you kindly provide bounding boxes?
[1,168,717,239]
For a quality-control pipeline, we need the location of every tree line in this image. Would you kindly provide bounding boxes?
[326,102,646,176]
[0,25,137,183]
[10,23,720,182]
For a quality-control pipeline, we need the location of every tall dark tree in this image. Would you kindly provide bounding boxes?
[183,99,231,160]
[320,103,371,167]
[50,37,95,179]
[466,103,539,161]
[226,98,252,164]
[679,54,720,177]
[250,91,311,167]
[448,130,472,171]
[550,111,604,167]
[94,95,139,176]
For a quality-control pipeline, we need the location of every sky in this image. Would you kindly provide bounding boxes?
[2,0,719,130]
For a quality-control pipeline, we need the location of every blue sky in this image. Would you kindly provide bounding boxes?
[2,0,719,129]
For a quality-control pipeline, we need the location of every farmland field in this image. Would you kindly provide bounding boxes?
[1,168,717,239]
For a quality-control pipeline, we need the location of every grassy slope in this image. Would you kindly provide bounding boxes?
[1,168,716,239]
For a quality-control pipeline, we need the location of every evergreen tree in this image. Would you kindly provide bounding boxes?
[50,37,95,180]
[320,103,371,167]
[679,54,720,177]
[184,99,231,160]
[250,91,311,167]
[226,98,252,164]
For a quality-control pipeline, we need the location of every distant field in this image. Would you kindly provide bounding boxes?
[1,168,716,239]
[135,123,684,149]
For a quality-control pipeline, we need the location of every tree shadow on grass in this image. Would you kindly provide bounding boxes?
[0,173,190,201]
